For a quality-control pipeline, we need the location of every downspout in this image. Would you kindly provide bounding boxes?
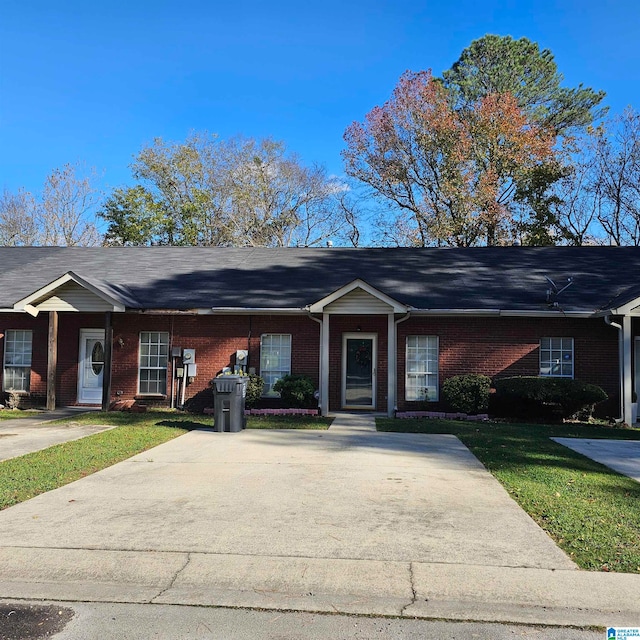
[307,313,323,413]
[247,315,252,373]
[605,314,624,422]
[393,312,412,413]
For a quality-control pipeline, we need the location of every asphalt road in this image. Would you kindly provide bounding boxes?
[0,601,605,640]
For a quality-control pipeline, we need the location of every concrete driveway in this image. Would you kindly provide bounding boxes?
[0,421,114,462]
[0,414,638,626]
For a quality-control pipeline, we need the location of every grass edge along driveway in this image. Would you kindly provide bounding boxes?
[377,418,640,574]
[0,411,331,511]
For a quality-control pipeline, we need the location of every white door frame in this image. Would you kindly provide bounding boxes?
[77,329,105,404]
[341,332,377,410]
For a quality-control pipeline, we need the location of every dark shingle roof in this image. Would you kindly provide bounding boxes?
[1,246,638,313]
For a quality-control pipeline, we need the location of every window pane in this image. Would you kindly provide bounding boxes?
[406,336,438,401]
[138,332,169,394]
[261,334,291,396]
[3,330,32,392]
[540,337,573,378]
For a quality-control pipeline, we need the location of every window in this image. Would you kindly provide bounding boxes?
[138,332,169,394]
[260,334,291,396]
[540,337,574,378]
[406,335,438,401]
[3,330,32,392]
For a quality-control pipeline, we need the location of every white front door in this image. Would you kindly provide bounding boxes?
[342,333,377,409]
[78,329,105,404]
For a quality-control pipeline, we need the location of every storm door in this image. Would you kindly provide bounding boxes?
[342,333,377,409]
[77,329,105,404]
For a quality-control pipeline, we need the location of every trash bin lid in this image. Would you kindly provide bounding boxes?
[214,376,246,393]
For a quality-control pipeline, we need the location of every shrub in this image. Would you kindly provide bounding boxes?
[442,374,491,414]
[273,374,316,408]
[493,376,607,421]
[245,374,264,408]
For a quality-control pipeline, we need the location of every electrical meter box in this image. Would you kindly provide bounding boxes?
[182,348,196,363]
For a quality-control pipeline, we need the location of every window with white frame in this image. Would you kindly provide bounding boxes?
[540,337,574,378]
[3,330,32,392]
[260,334,291,397]
[138,332,169,394]
[406,335,438,401]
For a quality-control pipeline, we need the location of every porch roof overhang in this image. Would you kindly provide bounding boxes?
[604,298,640,317]
[12,271,130,316]
[307,279,408,314]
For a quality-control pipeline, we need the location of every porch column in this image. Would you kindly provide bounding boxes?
[623,315,633,425]
[102,312,113,412]
[387,313,396,417]
[321,312,329,416]
[46,311,58,411]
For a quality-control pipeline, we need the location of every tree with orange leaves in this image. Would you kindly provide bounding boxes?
[343,70,555,246]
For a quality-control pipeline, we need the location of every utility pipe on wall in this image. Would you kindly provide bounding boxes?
[307,313,323,413]
[605,314,624,422]
[393,312,412,415]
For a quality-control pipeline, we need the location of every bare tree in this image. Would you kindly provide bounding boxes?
[39,163,102,246]
[551,135,602,245]
[593,109,640,246]
[0,189,39,245]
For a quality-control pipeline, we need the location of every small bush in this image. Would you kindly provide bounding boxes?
[273,374,316,408]
[442,374,491,414]
[3,391,21,410]
[245,374,264,408]
[493,376,607,421]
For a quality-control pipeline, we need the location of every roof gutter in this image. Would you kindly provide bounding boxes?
[408,309,594,318]
[499,310,594,318]
[204,307,306,315]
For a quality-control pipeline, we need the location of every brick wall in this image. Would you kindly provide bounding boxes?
[0,311,621,413]
[0,313,49,406]
[397,316,619,411]
[109,313,320,409]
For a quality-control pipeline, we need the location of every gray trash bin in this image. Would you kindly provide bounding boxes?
[212,376,248,432]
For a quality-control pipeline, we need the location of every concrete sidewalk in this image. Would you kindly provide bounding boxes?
[0,413,638,628]
[0,407,107,461]
[553,437,640,482]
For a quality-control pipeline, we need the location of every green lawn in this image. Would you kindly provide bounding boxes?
[247,415,332,429]
[0,410,45,421]
[377,418,640,573]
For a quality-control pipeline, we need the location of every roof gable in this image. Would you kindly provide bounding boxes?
[308,279,408,314]
[13,272,129,315]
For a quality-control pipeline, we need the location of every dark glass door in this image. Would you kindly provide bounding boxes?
[343,336,375,408]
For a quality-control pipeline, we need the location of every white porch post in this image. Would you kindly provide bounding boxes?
[387,313,396,417]
[623,315,633,425]
[321,312,329,416]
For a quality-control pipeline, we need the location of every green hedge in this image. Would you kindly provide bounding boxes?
[273,374,316,408]
[493,376,607,420]
[442,374,491,414]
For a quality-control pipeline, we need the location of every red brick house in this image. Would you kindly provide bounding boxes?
[0,246,637,421]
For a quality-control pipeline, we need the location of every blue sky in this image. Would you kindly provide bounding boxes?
[1,0,639,200]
